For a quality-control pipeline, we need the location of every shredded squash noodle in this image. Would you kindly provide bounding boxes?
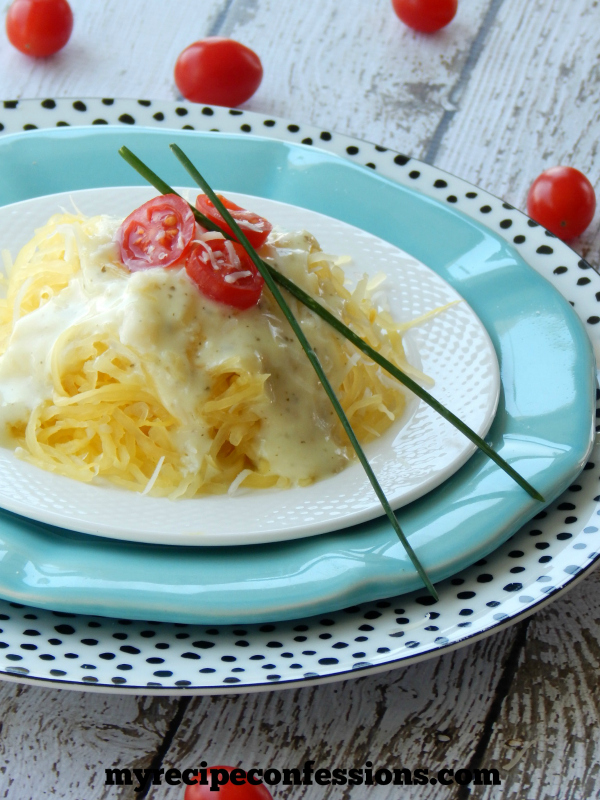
[0,211,432,498]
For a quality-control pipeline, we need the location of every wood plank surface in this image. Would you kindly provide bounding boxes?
[0,682,180,799]
[0,0,230,102]
[0,0,599,798]
[219,0,493,152]
[433,0,600,264]
[468,568,600,800]
[147,626,520,800]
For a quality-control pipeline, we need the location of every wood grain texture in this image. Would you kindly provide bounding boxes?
[0,682,179,799]
[0,0,229,102]
[0,0,598,797]
[467,569,600,800]
[230,0,600,261]
[147,628,519,800]
[226,0,494,152]
[433,0,600,264]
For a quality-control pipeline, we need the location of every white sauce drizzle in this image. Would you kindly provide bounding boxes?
[0,216,355,483]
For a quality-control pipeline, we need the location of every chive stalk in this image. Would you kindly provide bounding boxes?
[165,143,439,600]
[117,145,542,504]
[119,145,437,596]
[117,143,546,596]
[265,271,544,502]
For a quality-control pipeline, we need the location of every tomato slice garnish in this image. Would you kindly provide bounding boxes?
[117,194,197,272]
[195,194,272,249]
[185,237,264,310]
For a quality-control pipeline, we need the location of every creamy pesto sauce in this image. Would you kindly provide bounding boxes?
[0,216,351,483]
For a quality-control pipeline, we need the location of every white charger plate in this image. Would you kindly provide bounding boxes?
[0,186,499,546]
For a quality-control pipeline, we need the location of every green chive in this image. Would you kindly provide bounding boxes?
[265,270,544,502]
[119,143,542,505]
[117,142,545,593]
[165,143,438,600]
[116,147,219,233]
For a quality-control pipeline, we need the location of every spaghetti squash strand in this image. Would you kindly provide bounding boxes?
[0,212,424,496]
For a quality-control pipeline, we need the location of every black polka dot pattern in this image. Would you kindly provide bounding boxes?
[0,98,596,692]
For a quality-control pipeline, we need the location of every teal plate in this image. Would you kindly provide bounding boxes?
[0,126,594,624]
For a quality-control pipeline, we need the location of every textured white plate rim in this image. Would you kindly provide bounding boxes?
[0,184,499,546]
[0,98,596,695]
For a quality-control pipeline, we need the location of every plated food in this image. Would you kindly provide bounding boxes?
[0,113,594,689]
[0,192,433,499]
[0,187,499,545]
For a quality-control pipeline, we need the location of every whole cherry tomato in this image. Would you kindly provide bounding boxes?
[117,195,197,272]
[174,38,263,107]
[6,0,73,57]
[186,237,265,310]
[195,194,272,249]
[527,166,596,240]
[184,765,273,799]
[391,0,457,32]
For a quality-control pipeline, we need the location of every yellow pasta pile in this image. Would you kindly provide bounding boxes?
[0,213,424,497]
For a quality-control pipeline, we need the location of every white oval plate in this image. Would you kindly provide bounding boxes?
[0,186,499,546]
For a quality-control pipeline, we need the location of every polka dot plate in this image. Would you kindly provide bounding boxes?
[0,98,595,694]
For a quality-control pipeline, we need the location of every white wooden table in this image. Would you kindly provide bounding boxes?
[0,1,599,797]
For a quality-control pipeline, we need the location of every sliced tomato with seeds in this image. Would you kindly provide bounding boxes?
[195,194,272,248]
[117,194,197,272]
[186,237,264,310]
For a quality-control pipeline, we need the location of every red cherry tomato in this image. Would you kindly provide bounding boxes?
[174,38,263,107]
[527,166,596,240]
[117,195,197,272]
[186,237,264,310]
[184,766,273,800]
[6,0,73,57]
[195,194,272,249]
[391,0,457,32]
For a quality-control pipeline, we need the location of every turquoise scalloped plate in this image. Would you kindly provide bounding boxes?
[0,126,594,624]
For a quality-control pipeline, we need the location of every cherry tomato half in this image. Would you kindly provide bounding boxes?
[195,194,273,249]
[184,766,273,800]
[186,237,264,310]
[6,0,73,57]
[117,195,197,272]
[391,0,457,32]
[527,166,596,240]
[174,38,263,107]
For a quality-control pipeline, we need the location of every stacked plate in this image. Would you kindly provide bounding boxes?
[0,99,596,694]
